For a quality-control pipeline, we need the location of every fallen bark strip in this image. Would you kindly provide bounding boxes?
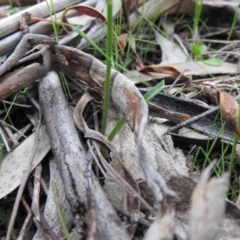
[0,0,84,40]
[39,71,130,240]
[145,91,237,141]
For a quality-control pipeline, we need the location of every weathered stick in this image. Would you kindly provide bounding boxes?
[0,0,84,40]
[39,71,130,239]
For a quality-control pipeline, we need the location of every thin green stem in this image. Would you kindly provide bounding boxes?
[193,0,202,40]
[52,182,72,240]
[3,93,18,124]
[228,11,238,41]
[101,0,113,136]
[8,0,13,9]
[230,133,238,172]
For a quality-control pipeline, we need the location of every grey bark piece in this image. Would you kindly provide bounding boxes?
[39,71,130,240]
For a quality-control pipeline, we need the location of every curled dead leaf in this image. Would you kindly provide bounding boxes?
[216,90,240,136]
[61,5,106,33]
[118,33,128,55]
[135,57,190,83]
[135,54,145,70]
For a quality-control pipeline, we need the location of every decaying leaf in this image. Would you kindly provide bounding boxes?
[118,33,129,55]
[166,61,240,77]
[189,161,230,240]
[0,126,50,199]
[135,55,190,83]
[154,29,188,64]
[61,4,106,33]
[216,90,240,136]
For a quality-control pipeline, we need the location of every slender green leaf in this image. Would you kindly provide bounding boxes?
[52,182,72,240]
[144,81,165,102]
[201,58,222,66]
[108,118,127,141]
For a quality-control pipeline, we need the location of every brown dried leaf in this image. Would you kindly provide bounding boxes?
[216,90,240,136]
[118,33,128,55]
[61,5,106,33]
[139,65,182,77]
[136,57,190,82]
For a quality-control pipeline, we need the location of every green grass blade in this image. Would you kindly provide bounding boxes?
[228,11,238,41]
[52,182,72,240]
[193,0,203,40]
[108,118,127,141]
[144,81,165,102]
[230,133,238,172]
